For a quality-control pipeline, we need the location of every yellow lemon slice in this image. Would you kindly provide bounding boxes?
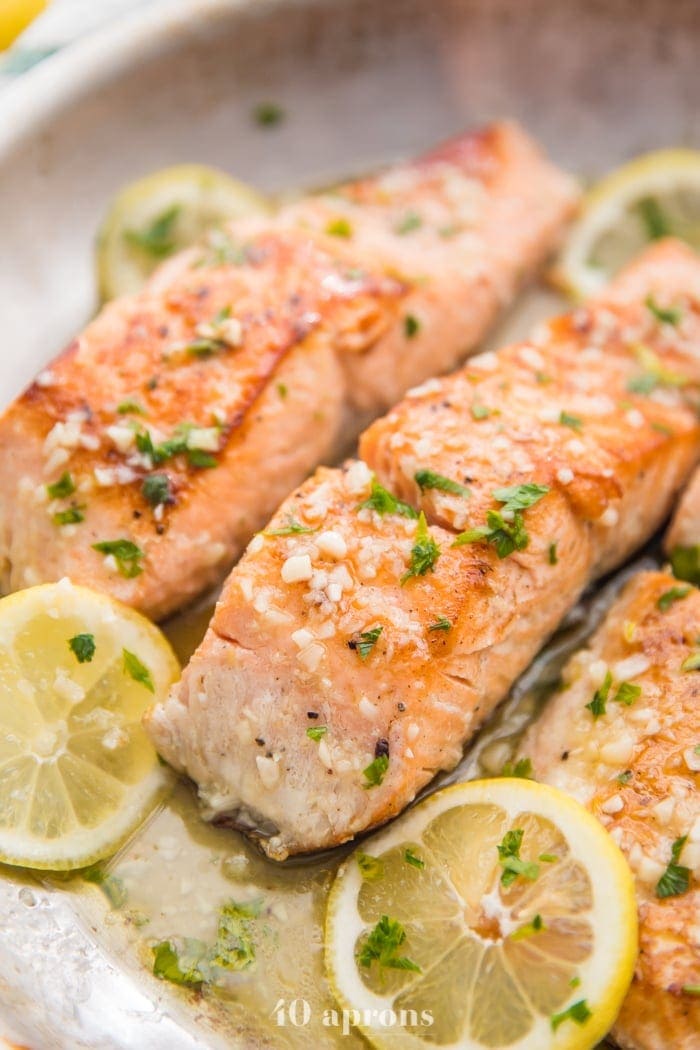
[326,778,637,1050]
[0,581,180,870]
[0,0,47,50]
[96,164,272,301]
[554,149,700,298]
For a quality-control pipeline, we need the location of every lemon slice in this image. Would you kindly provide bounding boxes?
[326,779,637,1050]
[0,581,180,870]
[96,164,272,301]
[0,0,47,49]
[554,149,700,298]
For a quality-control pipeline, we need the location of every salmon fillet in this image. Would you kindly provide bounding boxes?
[145,240,700,859]
[0,122,577,620]
[519,571,700,1050]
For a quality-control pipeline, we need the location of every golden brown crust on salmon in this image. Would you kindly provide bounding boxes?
[0,122,577,618]
[146,241,700,859]
[520,571,700,1050]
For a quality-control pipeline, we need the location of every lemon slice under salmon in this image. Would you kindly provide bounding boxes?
[326,778,637,1050]
[0,581,180,870]
[96,164,272,301]
[554,148,700,299]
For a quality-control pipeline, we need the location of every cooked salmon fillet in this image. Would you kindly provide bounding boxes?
[146,240,700,859]
[0,122,577,620]
[519,571,700,1050]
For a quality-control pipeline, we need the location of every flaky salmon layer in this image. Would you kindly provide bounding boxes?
[146,240,700,859]
[520,572,700,1050]
[0,122,577,619]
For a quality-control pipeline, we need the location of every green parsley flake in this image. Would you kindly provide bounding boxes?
[83,863,126,908]
[636,196,671,240]
[616,770,633,785]
[363,754,389,789]
[253,101,285,126]
[357,915,421,973]
[69,633,96,664]
[92,539,144,578]
[670,545,700,585]
[645,294,682,326]
[497,828,539,888]
[501,757,533,779]
[276,382,288,399]
[550,999,592,1032]
[682,984,700,996]
[586,670,612,719]
[152,940,204,989]
[47,472,76,499]
[548,541,558,565]
[122,649,155,693]
[682,651,700,672]
[492,483,550,513]
[627,343,688,394]
[414,469,470,499]
[657,585,691,611]
[428,616,452,632]
[453,484,549,559]
[612,681,641,707]
[401,512,440,584]
[306,726,328,742]
[404,314,420,339]
[326,217,353,238]
[656,836,690,899]
[394,211,422,235]
[126,205,181,259]
[358,479,418,519]
[403,848,425,870]
[117,399,145,415]
[538,853,558,863]
[510,913,545,941]
[187,449,218,469]
[355,626,383,661]
[356,852,384,880]
[53,506,84,526]
[211,898,260,971]
[267,516,317,536]
[470,403,491,420]
[559,411,583,431]
[142,473,173,508]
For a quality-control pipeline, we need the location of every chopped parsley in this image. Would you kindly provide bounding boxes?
[404,314,420,339]
[69,633,96,664]
[276,382,288,399]
[627,343,688,394]
[559,411,583,431]
[363,754,389,789]
[471,403,491,420]
[394,211,422,235]
[116,399,145,415]
[82,863,126,908]
[92,539,144,578]
[358,479,418,519]
[187,449,218,469]
[645,294,682,326]
[414,469,470,499]
[122,649,155,693]
[47,472,76,499]
[548,541,558,565]
[550,999,592,1032]
[126,205,181,259]
[453,484,549,558]
[306,726,328,742]
[401,512,440,584]
[356,852,384,880]
[253,101,285,126]
[510,913,545,941]
[616,770,633,785]
[53,506,84,526]
[185,336,227,359]
[497,828,539,888]
[325,217,353,238]
[612,681,641,707]
[141,473,173,508]
[670,545,700,585]
[134,423,219,470]
[657,585,691,611]
[403,848,425,870]
[428,616,452,632]
[355,626,383,661]
[357,916,421,973]
[636,196,671,240]
[153,898,261,990]
[682,651,700,672]
[682,984,700,996]
[586,670,612,719]
[267,516,318,536]
[655,836,690,899]
[152,940,204,989]
[501,757,533,779]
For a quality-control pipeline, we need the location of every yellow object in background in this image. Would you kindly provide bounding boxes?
[0,0,47,50]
